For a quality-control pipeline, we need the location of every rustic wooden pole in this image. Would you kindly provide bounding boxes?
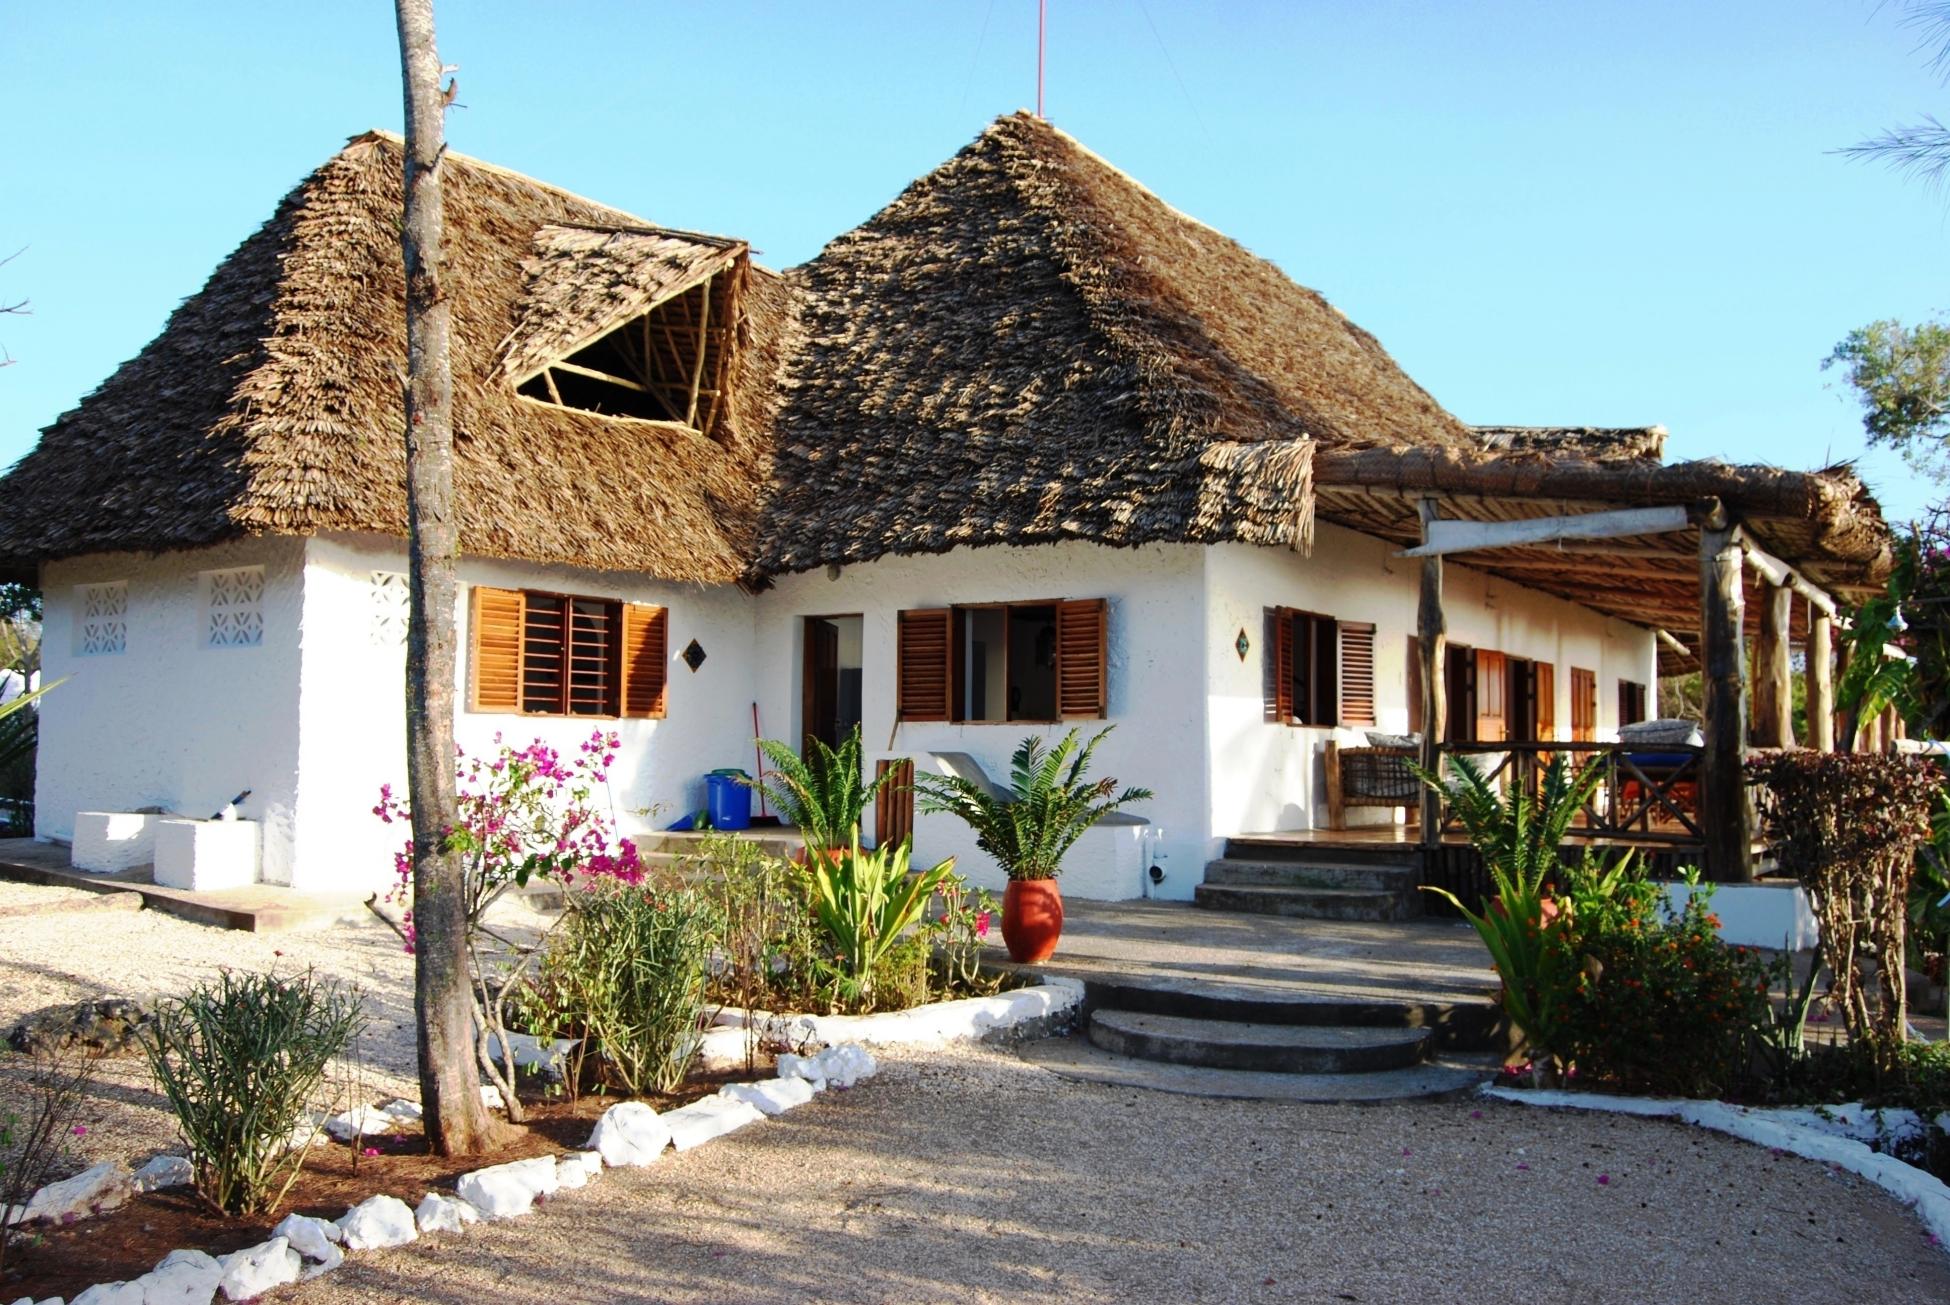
[1418,499,1447,847]
[396,0,497,1156]
[1699,507,1754,881]
[1807,610,1834,752]
[1752,581,1794,748]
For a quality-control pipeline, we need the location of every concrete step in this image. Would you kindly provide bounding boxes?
[1193,882,1417,922]
[1087,1008,1432,1074]
[1221,837,1421,869]
[1201,858,1416,892]
[1021,1035,1496,1102]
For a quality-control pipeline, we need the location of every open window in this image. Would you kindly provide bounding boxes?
[1267,607,1339,727]
[502,226,745,437]
[896,599,1106,724]
[469,586,667,719]
[1618,679,1648,727]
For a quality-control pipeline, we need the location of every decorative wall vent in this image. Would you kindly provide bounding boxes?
[77,581,128,656]
[371,571,409,647]
[205,567,265,649]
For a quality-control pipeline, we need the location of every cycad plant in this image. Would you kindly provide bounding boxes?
[1415,753,1605,1064]
[752,725,899,852]
[913,727,1152,881]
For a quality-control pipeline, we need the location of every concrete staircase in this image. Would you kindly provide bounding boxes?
[1193,836,1424,922]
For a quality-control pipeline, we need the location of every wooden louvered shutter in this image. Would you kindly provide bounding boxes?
[1475,649,1507,743]
[896,609,953,723]
[469,587,524,713]
[1271,608,1295,724]
[1570,667,1597,741]
[874,758,915,850]
[1535,663,1556,741]
[1339,622,1376,727]
[1406,635,1423,735]
[621,603,668,719]
[1056,598,1108,719]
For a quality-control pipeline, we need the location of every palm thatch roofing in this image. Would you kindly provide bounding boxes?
[0,132,787,585]
[0,112,1894,646]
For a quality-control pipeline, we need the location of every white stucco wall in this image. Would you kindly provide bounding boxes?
[753,543,1204,901]
[1202,527,1660,858]
[298,533,760,894]
[37,539,308,883]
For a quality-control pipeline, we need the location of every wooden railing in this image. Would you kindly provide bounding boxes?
[1434,741,1705,845]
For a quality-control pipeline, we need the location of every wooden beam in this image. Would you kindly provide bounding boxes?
[685,275,712,428]
[1699,505,1754,881]
[542,368,563,405]
[1656,629,1690,656]
[1752,581,1794,748]
[1417,499,1447,847]
[1398,504,1691,558]
[1807,609,1835,752]
[549,359,652,394]
[1734,527,1840,622]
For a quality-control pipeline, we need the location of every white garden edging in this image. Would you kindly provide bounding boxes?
[1483,1085,1950,1251]
[710,976,1085,1055]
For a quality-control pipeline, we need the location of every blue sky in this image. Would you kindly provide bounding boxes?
[4,2,1946,522]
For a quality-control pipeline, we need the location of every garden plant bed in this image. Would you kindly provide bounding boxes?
[0,1073,748,1301]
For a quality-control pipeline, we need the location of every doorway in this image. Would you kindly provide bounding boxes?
[802,615,864,753]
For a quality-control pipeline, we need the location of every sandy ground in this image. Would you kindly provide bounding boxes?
[0,884,549,1177]
[298,1043,1950,1305]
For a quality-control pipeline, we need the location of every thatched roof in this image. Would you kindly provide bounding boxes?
[0,132,788,584]
[751,111,1479,574]
[1471,425,1667,464]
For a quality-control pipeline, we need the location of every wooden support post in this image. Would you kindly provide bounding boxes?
[1752,582,1794,748]
[1807,610,1834,752]
[685,276,712,428]
[1699,509,1753,881]
[1417,499,1447,847]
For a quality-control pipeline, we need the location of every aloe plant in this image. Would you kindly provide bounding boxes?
[912,727,1152,881]
[751,725,899,852]
[806,829,956,1002]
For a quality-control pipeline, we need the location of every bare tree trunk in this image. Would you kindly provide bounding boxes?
[396,0,495,1156]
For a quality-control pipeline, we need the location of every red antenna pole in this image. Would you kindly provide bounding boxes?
[1037,0,1046,118]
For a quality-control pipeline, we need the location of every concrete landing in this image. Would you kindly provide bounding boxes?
[1089,1009,1431,1073]
[1021,1036,1498,1102]
[0,839,369,932]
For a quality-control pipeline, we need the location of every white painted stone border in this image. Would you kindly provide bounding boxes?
[712,975,1085,1051]
[25,1044,886,1305]
[1483,1085,1950,1251]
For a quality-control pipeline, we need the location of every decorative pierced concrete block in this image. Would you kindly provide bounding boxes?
[153,819,260,891]
[71,811,159,874]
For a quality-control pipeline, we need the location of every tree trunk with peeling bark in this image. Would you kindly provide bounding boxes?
[396,0,495,1156]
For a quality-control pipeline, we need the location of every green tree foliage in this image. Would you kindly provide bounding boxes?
[1823,318,1950,479]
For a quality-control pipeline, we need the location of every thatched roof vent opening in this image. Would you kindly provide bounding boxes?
[504,224,748,437]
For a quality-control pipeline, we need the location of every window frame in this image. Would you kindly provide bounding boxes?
[955,599,1062,725]
[468,586,667,720]
[1271,606,1341,728]
[894,597,1106,725]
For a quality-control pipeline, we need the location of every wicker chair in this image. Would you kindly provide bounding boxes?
[1323,739,1421,830]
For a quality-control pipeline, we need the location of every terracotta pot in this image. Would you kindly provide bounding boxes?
[1002,879,1064,964]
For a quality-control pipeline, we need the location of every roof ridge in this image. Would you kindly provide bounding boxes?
[351,129,655,228]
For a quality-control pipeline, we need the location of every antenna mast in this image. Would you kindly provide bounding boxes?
[1037,0,1046,118]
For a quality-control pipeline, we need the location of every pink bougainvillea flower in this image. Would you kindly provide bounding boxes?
[71,1124,87,1137]
[1469,1110,1483,1120]
[1515,1162,1530,1171]
[363,1147,380,1157]
[1596,1173,1610,1186]
[975,911,991,938]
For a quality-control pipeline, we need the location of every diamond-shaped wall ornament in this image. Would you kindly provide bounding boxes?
[1235,628,1251,662]
[681,638,707,672]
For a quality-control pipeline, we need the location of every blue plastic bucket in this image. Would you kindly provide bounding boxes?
[705,769,752,831]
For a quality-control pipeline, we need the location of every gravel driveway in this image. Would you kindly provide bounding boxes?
[298,1044,1950,1305]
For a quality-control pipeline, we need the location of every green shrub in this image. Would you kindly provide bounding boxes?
[688,833,827,1020]
[806,831,956,1007]
[144,969,365,1215]
[1554,873,1772,1097]
[534,881,717,1095]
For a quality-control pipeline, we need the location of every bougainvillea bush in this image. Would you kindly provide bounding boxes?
[1749,750,1939,1068]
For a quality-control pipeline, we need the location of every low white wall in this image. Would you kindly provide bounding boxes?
[1202,529,1661,858]
[299,534,760,894]
[37,539,307,883]
[1664,881,1819,951]
[753,542,1204,901]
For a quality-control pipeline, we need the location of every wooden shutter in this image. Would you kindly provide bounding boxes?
[874,758,915,850]
[621,603,668,718]
[469,587,523,712]
[1475,649,1507,743]
[1339,622,1375,727]
[1270,608,1295,724]
[1056,598,1108,719]
[896,609,953,722]
[1535,662,1556,741]
[1570,667,1597,742]
[1406,635,1423,735]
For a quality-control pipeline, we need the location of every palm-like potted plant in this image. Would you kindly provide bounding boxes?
[751,725,901,860]
[913,726,1151,963]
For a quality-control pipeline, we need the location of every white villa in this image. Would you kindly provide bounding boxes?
[0,114,1890,901]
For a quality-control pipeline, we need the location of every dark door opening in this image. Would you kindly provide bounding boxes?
[1507,656,1537,742]
[1444,644,1476,743]
[802,615,863,753]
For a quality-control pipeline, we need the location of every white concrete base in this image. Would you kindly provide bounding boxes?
[70,811,158,874]
[153,818,260,891]
[1663,881,1817,950]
